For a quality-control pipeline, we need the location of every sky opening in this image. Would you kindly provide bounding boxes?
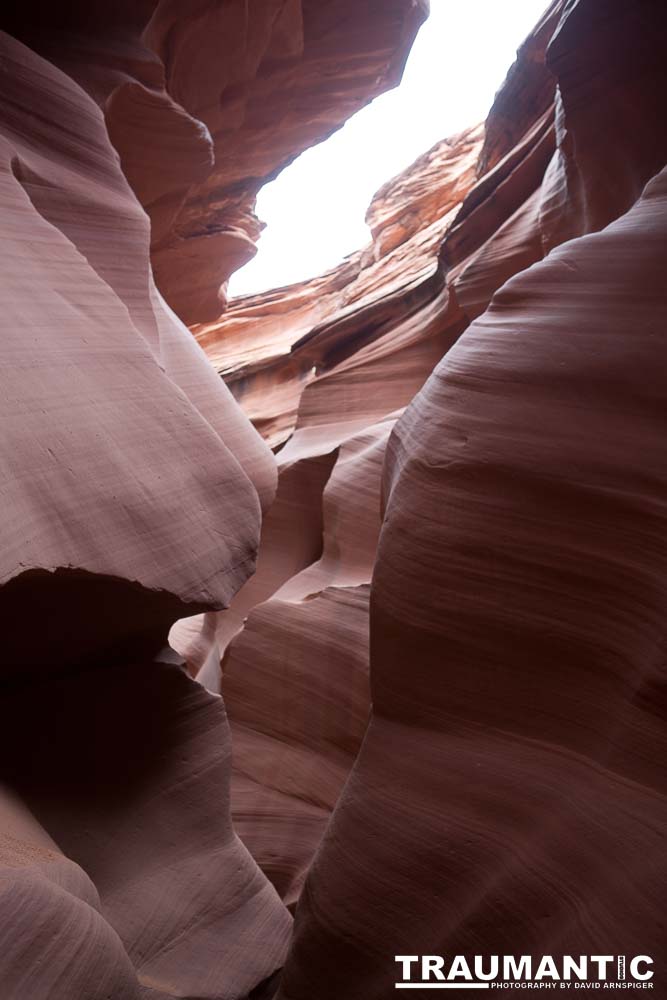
[229,0,549,299]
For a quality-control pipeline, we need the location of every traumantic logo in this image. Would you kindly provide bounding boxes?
[394,955,654,990]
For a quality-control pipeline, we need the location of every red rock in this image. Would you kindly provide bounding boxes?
[279,159,667,997]
[6,1,427,324]
[226,585,370,908]
[0,787,140,999]
[0,3,425,997]
[0,652,292,999]
[3,0,667,996]
[269,4,667,995]
[0,29,273,674]
[196,125,483,449]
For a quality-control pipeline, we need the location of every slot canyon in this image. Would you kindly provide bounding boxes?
[0,1,665,998]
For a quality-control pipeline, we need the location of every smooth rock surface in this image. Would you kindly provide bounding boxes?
[2,0,667,996]
[186,2,667,996]
[0,2,425,996]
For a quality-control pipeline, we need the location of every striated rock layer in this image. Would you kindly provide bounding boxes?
[0,2,423,998]
[183,0,667,997]
[0,21,287,1000]
[194,123,482,447]
[172,124,486,906]
[2,0,667,997]
[3,0,427,323]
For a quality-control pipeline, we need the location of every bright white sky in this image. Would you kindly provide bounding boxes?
[229,0,549,298]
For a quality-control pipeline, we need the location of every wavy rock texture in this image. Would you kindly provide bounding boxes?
[0,3,423,998]
[4,0,427,323]
[274,3,667,998]
[171,125,486,907]
[0,22,289,1000]
[2,0,667,997]
[178,0,667,997]
[194,124,482,448]
[1,651,294,999]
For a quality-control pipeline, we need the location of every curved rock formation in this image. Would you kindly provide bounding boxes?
[2,651,293,999]
[4,0,426,323]
[181,0,667,996]
[269,3,667,997]
[0,2,424,998]
[194,123,482,448]
[170,123,486,906]
[280,160,667,999]
[0,27,273,668]
[2,0,667,996]
[0,22,290,997]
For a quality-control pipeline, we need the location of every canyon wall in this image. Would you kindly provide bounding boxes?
[4,0,426,325]
[180,0,667,996]
[0,3,422,998]
[1,0,666,998]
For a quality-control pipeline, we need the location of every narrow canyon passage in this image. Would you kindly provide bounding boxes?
[0,2,666,1000]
